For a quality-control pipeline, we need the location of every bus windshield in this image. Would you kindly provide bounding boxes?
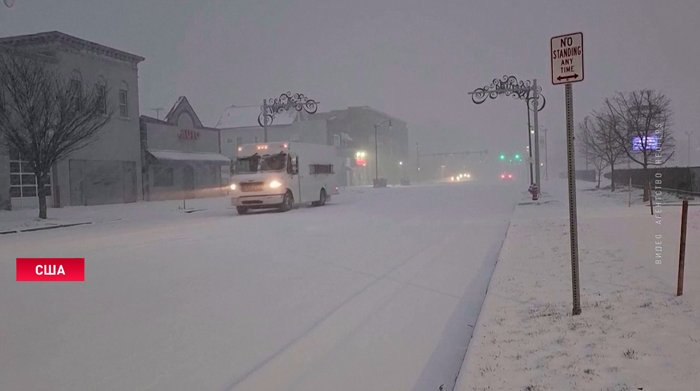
[260,152,287,172]
[233,154,259,174]
[234,152,286,174]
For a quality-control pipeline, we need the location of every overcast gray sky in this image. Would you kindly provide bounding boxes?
[2,0,699,169]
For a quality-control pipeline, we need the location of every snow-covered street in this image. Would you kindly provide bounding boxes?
[0,180,520,391]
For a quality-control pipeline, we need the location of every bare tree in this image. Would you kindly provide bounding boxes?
[583,108,627,191]
[577,119,609,189]
[604,90,675,200]
[0,50,113,219]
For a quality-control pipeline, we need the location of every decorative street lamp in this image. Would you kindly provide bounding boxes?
[526,89,546,185]
[258,92,318,142]
[469,75,546,194]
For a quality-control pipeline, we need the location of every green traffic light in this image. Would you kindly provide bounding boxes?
[499,155,505,160]
[514,154,520,159]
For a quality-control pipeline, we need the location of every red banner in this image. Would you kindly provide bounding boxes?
[16,258,85,281]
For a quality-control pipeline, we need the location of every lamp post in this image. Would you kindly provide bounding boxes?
[374,119,392,184]
[527,114,534,185]
[542,128,548,180]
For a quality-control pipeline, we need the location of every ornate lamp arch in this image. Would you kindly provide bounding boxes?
[470,75,546,111]
[258,92,319,127]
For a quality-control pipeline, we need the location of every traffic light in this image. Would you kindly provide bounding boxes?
[514,154,520,160]
[499,154,505,160]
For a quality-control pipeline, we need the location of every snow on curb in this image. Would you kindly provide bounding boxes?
[455,180,700,391]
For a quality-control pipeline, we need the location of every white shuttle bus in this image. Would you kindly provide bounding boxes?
[230,142,340,214]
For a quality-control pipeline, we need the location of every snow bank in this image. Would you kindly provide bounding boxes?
[0,196,235,233]
[455,179,700,391]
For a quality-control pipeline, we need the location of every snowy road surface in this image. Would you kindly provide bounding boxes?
[0,180,520,391]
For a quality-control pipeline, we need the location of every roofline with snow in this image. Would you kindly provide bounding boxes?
[0,31,145,64]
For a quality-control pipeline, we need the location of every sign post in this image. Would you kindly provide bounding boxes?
[551,32,584,316]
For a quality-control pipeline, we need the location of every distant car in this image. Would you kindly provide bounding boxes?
[449,173,472,182]
[500,172,514,181]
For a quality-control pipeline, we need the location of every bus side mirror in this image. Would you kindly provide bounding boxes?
[288,156,298,175]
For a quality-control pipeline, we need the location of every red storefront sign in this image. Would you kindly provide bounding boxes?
[178,129,200,140]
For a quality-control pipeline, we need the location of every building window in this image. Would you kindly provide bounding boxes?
[236,137,242,146]
[119,82,128,118]
[96,84,107,115]
[227,138,233,144]
[70,79,82,111]
[309,164,334,175]
[9,148,52,198]
[69,70,82,111]
[153,165,174,187]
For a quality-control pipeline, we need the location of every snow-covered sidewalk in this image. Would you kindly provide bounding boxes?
[0,196,234,234]
[456,179,700,391]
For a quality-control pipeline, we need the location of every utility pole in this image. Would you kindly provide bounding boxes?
[685,131,694,168]
[416,142,420,180]
[150,107,165,120]
[686,130,694,192]
[373,119,392,184]
[374,124,379,181]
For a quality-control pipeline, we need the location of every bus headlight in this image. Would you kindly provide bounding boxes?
[269,180,282,189]
[230,184,236,190]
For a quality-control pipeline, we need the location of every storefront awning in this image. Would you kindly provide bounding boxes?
[147,149,231,164]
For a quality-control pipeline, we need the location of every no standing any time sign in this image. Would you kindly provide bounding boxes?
[551,32,584,85]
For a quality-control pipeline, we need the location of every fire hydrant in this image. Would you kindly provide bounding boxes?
[529,184,539,201]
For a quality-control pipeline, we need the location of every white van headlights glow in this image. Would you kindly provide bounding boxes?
[230,184,236,190]
[269,180,282,189]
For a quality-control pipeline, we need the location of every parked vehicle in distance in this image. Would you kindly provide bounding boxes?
[230,142,340,214]
[500,172,514,180]
[450,173,472,182]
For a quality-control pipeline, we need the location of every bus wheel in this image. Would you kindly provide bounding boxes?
[314,189,327,206]
[236,206,249,215]
[280,191,294,212]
